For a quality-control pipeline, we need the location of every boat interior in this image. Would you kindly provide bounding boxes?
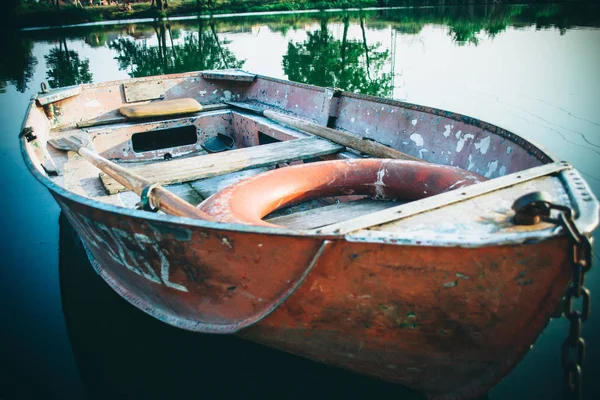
[23,70,596,244]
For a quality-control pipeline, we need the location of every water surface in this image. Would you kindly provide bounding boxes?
[1,4,599,399]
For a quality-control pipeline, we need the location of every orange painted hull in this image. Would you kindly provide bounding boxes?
[49,191,571,400]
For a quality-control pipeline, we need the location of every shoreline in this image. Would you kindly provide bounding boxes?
[15,0,589,30]
[21,5,431,32]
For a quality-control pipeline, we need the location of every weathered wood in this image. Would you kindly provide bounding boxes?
[37,86,82,106]
[48,136,215,220]
[101,137,344,194]
[77,103,229,129]
[265,199,399,230]
[123,80,165,103]
[225,102,421,161]
[263,110,421,161]
[202,69,257,82]
[77,115,127,129]
[119,183,204,209]
[191,168,270,199]
[316,161,571,234]
[120,98,203,119]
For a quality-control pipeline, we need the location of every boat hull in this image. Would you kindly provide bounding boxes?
[54,190,571,400]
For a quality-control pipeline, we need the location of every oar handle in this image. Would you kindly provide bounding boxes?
[78,148,215,220]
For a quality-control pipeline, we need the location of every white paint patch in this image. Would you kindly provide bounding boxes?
[199,90,207,96]
[419,148,428,158]
[223,90,232,100]
[411,119,418,126]
[499,165,507,176]
[375,167,386,198]
[506,146,512,155]
[455,130,462,138]
[474,136,491,154]
[456,132,474,152]
[410,133,424,147]
[442,124,452,137]
[212,90,218,94]
[365,128,370,134]
[485,160,499,178]
[467,154,475,171]
[351,117,355,122]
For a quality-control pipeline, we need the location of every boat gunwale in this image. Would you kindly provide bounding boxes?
[20,73,599,247]
[255,73,557,166]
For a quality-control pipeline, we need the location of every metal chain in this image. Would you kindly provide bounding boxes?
[551,208,592,400]
[512,193,592,400]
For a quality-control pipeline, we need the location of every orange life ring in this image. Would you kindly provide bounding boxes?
[198,159,487,228]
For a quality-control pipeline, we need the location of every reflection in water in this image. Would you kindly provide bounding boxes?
[44,38,93,88]
[0,37,37,93]
[283,15,392,97]
[58,214,423,400]
[0,3,598,95]
[109,20,244,77]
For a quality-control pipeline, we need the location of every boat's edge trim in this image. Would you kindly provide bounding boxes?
[559,168,600,235]
[318,162,572,235]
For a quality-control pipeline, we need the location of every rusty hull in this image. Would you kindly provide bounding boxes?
[49,187,572,400]
[20,70,599,400]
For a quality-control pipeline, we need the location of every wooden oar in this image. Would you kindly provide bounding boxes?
[225,101,421,161]
[48,135,215,221]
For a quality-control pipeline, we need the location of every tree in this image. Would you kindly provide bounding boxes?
[108,19,244,78]
[44,38,93,88]
[152,0,169,11]
[282,15,392,97]
[0,36,38,93]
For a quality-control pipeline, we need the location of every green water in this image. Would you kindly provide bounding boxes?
[1,3,599,399]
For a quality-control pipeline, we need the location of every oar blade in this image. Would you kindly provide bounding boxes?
[48,135,90,152]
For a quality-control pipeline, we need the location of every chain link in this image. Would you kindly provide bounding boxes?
[544,205,592,400]
[512,193,592,400]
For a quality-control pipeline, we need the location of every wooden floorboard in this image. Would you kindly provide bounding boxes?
[265,199,400,230]
[101,137,344,194]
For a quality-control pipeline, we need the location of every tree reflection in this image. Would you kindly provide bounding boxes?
[109,19,244,78]
[44,39,93,88]
[282,15,392,97]
[0,37,37,93]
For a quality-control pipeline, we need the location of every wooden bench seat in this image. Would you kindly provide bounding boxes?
[101,137,344,194]
[265,199,400,230]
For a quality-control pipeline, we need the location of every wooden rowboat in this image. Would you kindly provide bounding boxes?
[20,70,598,399]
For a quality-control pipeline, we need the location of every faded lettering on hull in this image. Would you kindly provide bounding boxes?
[62,206,188,292]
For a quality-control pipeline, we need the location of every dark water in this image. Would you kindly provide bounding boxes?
[1,4,600,399]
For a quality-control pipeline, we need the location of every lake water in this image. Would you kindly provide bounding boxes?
[1,3,599,399]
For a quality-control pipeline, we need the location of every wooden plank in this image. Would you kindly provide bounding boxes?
[37,86,81,106]
[225,102,420,161]
[119,183,204,209]
[76,103,229,129]
[123,80,165,103]
[191,168,270,199]
[202,69,256,82]
[266,199,399,230]
[101,137,344,194]
[315,161,571,235]
[120,98,202,119]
